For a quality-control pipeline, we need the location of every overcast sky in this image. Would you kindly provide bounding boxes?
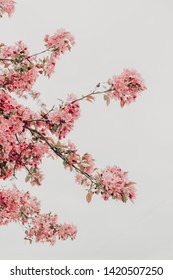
[0,0,173,260]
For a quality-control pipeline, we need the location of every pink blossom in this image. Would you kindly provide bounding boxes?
[75,174,84,185]
[0,0,15,17]
[26,213,58,245]
[0,187,20,224]
[57,224,77,240]
[99,165,136,202]
[81,153,95,174]
[0,90,48,184]
[43,57,56,78]
[68,140,77,153]
[0,187,40,225]
[26,214,77,245]
[0,41,39,96]
[6,68,38,93]
[48,95,80,139]
[108,69,146,106]
[0,41,29,59]
[0,187,77,245]
[44,29,75,58]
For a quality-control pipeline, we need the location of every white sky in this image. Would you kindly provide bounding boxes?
[0,0,173,259]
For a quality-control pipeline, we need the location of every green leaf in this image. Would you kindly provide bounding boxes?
[25,176,30,183]
[51,124,58,132]
[29,239,32,244]
[122,193,128,203]
[30,167,34,172]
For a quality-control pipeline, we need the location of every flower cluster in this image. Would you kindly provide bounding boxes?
[26,213,58,245]
[52,140,96,178]
[0,187,77,244]
[48,94,80,139]
[0,41,38,95]
[26,215,77,245]
[0,30,75,95]
[42,57,56,78]
[57,224,77,241]
[0,187,40,225]
[44,29,75,58]
[0,41,30,60]
[0,0,15,17]
[40,30,75,78]
[107,69,146,106]
[0,89,48,185]
[99,165,136,202]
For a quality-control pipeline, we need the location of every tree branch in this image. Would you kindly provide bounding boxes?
[71,89,113,104]
[24,126,97,186]
[27,47,52,59]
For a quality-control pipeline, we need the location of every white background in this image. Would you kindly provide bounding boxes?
[0,0,173,259]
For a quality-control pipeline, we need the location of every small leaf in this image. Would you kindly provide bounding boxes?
[48,137,56,145]
[124,182,135,188]
[25,176,30,183]
[85,95,95,102]
[120,99,125,108]
[122,193,128,203]
[56,141,62,148]
[29,239,32,244]
[104,94,110,106]
[40,110,46,116]
[86,192,93,203]
[51,124,58,132]
[30,167,34,172]
[4,63,10,68]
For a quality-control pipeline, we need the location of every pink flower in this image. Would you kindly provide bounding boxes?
[26,213,77,245]
[75,174,84,185]
[26,213,58,244]
[68,140,77,153]
[43,57,56,78]
[0,41,29,60]
[0,187,40,225]
[44,29,75,58]
[48,95,80,139]
[0,0,15,17]
[4,68,38,94]
[108,69,146,106]
[57,224,77,240]
[0,90,48,184]
[81,153,95,174]
[99,165,136,202]
[0,186,76,245]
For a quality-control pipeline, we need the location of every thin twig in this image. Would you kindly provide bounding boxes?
[26,106,55,123]
[40,106,55,119]
[71,89,112,104]
[15,133,21,144]
[27,47,52,59]
[0,58,13,62]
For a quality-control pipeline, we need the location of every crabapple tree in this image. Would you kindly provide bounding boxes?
[0,0,146,245]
